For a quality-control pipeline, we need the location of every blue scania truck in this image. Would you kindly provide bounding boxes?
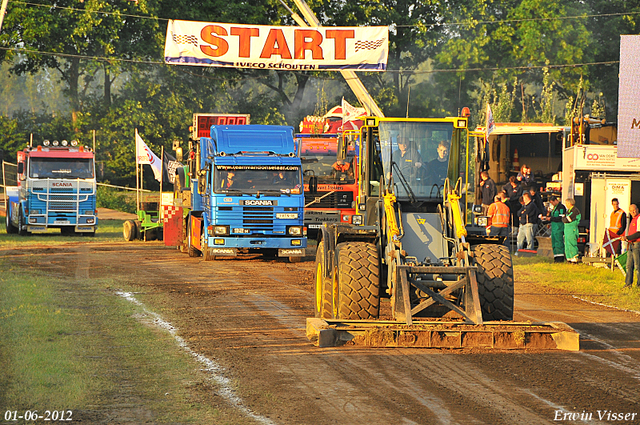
[176,124,306,262]
[5,140,97,236]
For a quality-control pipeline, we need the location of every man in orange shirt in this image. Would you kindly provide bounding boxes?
[487,193,510,239]
[605,198,626,256]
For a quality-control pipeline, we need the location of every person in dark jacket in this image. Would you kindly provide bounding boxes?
[479,171,497,214]
[502,176,523,230]
[516,192,540,251]
[528,186,544,219]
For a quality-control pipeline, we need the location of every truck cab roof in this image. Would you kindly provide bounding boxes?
[208,125,296,157]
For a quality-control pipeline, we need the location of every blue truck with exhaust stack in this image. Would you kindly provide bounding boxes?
[173,124,306,262]
[5,139,97,236]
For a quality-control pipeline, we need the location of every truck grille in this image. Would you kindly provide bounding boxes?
[305,191,353,209]
[50,202,76,211]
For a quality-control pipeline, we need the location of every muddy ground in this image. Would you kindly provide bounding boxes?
[3,240,640,425]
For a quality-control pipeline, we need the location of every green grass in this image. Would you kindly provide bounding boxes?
[0,259,228,423]
[0,219,127,247]
[513,256,640,312]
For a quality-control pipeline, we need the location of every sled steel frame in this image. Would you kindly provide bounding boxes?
[395,265,483,326]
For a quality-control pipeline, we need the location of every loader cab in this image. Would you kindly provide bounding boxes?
[357,117,468,217]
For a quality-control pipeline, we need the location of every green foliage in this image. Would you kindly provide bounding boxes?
[97,186,136,214]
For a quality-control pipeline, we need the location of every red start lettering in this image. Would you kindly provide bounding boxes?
[199,26,356,61]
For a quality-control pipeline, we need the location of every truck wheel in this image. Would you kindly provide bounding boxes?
[187,216,201,257]
[335,242,380,320]
[313,241,332,319]
[471,244,514,321]
[5,211,17,234]
[123,220,136,241]
[18,209,27,235]
[201,232,215,261]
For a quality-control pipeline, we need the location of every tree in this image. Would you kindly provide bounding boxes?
[0,0,162,128]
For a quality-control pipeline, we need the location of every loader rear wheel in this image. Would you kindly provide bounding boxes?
[123,220,137,241]
[335,242,380,320]
[314,241,332,319]
[471,244,514,321]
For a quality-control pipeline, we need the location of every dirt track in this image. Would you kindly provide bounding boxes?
[4,241,640,424]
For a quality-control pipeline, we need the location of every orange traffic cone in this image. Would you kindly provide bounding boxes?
[513,148,520,170]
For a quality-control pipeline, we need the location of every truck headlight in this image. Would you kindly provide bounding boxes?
[214,225,229,235]
[291,239,302,246]
[352,215,363,225]
[287,226,302,236]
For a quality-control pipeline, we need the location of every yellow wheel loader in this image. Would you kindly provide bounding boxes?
[308,115,579,350]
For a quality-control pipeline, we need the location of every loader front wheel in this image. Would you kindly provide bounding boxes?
[314,241,332,319]
[471,244,514,321]
[336,242,380,320]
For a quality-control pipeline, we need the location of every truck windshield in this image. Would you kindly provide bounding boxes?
[215,166,302,194]
[378,121,453,198]
[301,151,356,184]
[29,158,95,179]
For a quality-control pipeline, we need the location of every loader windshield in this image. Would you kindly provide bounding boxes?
[379,121,453,199]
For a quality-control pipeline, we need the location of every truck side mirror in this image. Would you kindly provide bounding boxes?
[17,162,24,174]
[309,175,318,194]
[197,171,206,195]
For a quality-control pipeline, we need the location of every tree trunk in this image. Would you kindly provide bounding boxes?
[68,57,81,131]
[104,64,112,108]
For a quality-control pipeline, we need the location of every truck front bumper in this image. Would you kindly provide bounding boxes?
[205,236,306,257]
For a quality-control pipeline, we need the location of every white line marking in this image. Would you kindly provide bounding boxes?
[115,291,276,425]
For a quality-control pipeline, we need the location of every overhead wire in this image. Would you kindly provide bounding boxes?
[0,1,630,75]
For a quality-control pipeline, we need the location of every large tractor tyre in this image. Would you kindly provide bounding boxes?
[471,244,514,321]
[313,241,333,319]
[123,220,137,241]
[335,242,380,320]
[187,216,201,257]
[6,211,18,234]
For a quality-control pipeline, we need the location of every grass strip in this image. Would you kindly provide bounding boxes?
[513,257,640,312]
[0,259,235,424]
[0,219,128,247]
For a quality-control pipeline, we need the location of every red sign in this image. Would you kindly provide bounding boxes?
[192,113,250,139]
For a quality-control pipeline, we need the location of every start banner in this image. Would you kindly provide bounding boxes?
[617,35,640,158]
[164,20,388,71]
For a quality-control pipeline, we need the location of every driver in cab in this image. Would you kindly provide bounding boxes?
[391,136,423,180]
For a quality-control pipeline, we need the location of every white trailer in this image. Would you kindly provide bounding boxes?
[562,144,640,255]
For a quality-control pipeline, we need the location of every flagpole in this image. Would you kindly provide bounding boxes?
[135,128,140,212]
[160,146,164,217]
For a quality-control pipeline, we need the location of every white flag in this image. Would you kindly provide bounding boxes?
[342,98,366,123]
[486,103,496,137]
[135,131,162,182]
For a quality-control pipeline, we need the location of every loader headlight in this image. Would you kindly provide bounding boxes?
[477,216,488,227]
[214,225,229,235]
[287,225,302,236]
[352,215,363,225]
